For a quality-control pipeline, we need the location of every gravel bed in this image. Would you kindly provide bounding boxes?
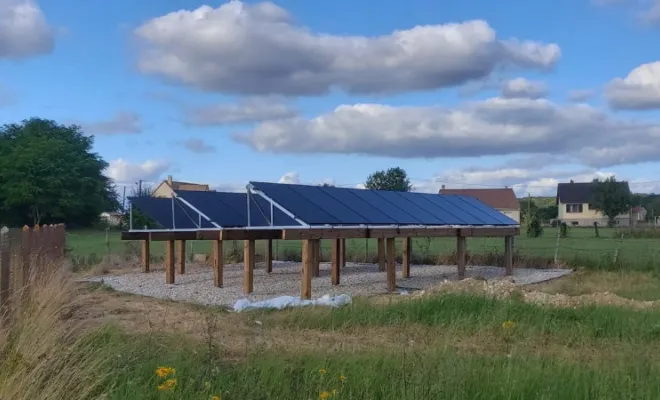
[82,261,572,308]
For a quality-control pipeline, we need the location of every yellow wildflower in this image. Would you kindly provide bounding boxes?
[502,320,515,329]
[319,391,330,400]
[319,368,327,375]
[155,366,176,378]
[339,375,346,383]
[211,396,221,400]
[157,378,177,391]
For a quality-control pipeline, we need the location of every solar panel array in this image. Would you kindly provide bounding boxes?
[129,191,300,229]
[249,181,518,226]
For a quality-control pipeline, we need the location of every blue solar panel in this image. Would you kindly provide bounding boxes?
[249,182,519,227]
[350,189,422,224]
[454,195,518,225]
[175,191,301,227]
[374,191,446,225]
[129,197,213,229]
[320,187,396,224]
[249,182,339,225]
[395,192,456,224]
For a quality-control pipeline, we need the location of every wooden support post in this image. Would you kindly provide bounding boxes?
[214,240,223,287]
[177,240,186,274]
[244,240,255,294]
[402,237,411,278]
[21,226,31,285]
[312,240,321,277]
[386,238,396,292]
[301,240,312,299]
[266,239,273,273]
[456,236,467,280]
[378,238,386,271]
[0,227,10,325]
[504,236,514,276]
[331,239,341,285]
[166,240,175,284]
[141,239,150,273]
[340,238,347,267]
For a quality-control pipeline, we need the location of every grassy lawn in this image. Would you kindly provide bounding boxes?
[6,274,660,400]
[67,227,660,272]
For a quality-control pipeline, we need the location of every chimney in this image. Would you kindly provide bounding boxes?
[167,175,173,186]
[441,185,445,190]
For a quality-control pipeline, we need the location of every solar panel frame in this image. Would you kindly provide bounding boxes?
[249,182,340,224]
[129,196,212,229]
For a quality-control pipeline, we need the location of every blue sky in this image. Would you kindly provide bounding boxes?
[1,0,660,196]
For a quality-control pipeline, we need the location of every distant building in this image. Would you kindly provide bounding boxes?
[556,181,634,227]
[152,175,212,198]
[438,186,520,223]
[100,211,123,227]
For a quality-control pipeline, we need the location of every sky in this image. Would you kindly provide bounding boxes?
[1,0,660,198]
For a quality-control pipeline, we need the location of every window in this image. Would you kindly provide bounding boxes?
[566,204,583,213]
[588,204,597,210]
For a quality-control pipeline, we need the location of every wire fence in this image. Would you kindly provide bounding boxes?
[66,227,660,273]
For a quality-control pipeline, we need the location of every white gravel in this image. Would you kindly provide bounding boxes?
[82,261,572,308]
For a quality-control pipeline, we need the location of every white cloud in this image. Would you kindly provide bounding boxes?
[278,172,300,184]
[235,97,660,168]
[134,1,560,96]
[105,159,171,183]
[183,138,216,153]
[76,112,142,135]
[568,89,595,102]
[606,61,660,110]
[593,0,660,25]
[501,77,547,99]
[185,97,297,126]
[0,0,54,58]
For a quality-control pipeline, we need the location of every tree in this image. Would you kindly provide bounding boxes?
[319,183,335,187]
[365,167,413,192]
[537,205,558,221]
[0,118,119,227]
[519,198,538,223]
[591,176,632,227]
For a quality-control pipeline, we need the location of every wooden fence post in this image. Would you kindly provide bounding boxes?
[0,227,10,326]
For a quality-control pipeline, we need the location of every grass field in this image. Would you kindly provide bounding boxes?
[67,226,660,272]
[4,270,660,399]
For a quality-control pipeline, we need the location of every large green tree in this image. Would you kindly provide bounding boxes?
[365,167,413,192]
[0,118,118,227]
[591,176,632,227]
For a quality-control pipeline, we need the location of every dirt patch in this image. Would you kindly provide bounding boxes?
[403,277,660,309]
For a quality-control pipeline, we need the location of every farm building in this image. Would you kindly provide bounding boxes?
[556,181,640,227]
[438,186,521,223]
[152,175,212,198]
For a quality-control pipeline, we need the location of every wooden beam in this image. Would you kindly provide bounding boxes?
[266,239,273,273]
[177,240,186,274]
[165,240,175,284]
[456,236,467,280]
[340,238,347,267]
[141,239,150,273]
[221,229,282,241]
[504,236,514,276]
[386,238,396,292]
[378,238,386,271]
[402,237,411,278]
[283,228,368,240]
[301,240,312,300]
[459,227,520,237]
[243,239,255,294]
[312,239,321,277]
[214,240,223,287]
[331,239,341,285]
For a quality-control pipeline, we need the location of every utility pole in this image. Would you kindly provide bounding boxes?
[121,185,127,211]
[138,180,143,197]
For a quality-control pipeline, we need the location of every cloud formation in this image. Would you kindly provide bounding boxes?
[105,159,171,183]
[606,61,660,110]
[235,97,660,168]
[568,89,595,102]
[183,138,216,153]
[185,97,297,126]
[135,1,560,96]
[501,77,547,99]
[76,112,142,135]
[0,0,54,59]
